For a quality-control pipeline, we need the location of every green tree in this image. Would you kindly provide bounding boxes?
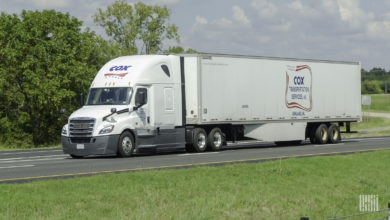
[93,0,180,55]
[163,46,197,54]
[0,10,107,146]
[362,80,384,94]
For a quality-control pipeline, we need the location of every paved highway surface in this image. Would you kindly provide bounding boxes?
[1,136,389,183]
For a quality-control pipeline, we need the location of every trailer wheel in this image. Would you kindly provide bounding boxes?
[328,124,341,144]
[192,128,207,152]
[207,127,224,151]
[314,124,328,144]
[117,131,135,157]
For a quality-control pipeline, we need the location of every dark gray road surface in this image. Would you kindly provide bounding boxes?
[1,137,389,183]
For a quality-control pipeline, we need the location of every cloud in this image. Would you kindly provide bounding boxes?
[288,0,319,17]
[366,21,390,39]
[232,5,251,27]
[269,21,292,32]
[321,0,338,14]
[17,0,70,8]
[150,0,180,5]
[212,18,233,28]
[337,0,374,28]
[251,0,278,18]
[195,16,208,25]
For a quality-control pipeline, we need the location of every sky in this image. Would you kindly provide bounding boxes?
[1,0,390,70]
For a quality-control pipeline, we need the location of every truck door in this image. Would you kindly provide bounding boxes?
[134,86,151,128]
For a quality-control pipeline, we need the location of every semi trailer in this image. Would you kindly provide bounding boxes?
[61,54,361,158]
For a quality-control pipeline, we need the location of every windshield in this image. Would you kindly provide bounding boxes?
[86,87,132,105]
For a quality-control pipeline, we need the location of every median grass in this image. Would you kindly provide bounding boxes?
[341,116,390,138]
[1,150,390,219]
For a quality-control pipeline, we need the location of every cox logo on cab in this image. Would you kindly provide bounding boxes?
[109,65,132,71]
[294,76,304,85]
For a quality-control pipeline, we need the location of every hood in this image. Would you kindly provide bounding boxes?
[69,105,128,121]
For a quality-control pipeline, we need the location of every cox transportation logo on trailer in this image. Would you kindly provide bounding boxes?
[285,65,312,114]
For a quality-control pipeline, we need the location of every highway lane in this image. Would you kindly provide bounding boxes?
[0,136,389,183]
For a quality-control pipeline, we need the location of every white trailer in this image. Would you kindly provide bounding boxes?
[61,54,361,158]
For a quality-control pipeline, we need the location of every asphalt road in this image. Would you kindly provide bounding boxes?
[1,136,390,183]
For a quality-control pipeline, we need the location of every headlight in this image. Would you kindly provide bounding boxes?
[99,124,115,134]
[61,125,68,136]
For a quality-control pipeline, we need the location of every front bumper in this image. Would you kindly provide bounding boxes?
[62,135,120,156]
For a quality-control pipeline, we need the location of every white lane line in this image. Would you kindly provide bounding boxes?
[0,165,35,169]
[361,137,387,141]
[0,157,66,164]
[343,139,364,142]
[178,152,219,156]
[227,141,270,146]
[0,154,65,161]
[312,143,345,147]
[343,137,387,142]
[0,149,63,155]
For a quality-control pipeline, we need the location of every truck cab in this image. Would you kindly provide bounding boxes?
[61,55,185,158]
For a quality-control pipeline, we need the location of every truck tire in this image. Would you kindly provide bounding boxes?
[192,128,207,152]
[207,127,224,151]
[314,124,328,144]
[117,131,135,157]
[328,124,341,144]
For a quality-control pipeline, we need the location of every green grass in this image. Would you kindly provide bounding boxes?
[0,144,60,151]
[1,151,390,219]
[342,116,390,138]
[362,94,390,113]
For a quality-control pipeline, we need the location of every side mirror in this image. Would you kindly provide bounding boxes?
[111,108,117,113]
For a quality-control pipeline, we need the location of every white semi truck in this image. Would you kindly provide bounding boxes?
[61,54,361,158]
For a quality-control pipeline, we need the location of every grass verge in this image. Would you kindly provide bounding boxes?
[1,150,390,219]
[0,144,60,151]
[362,94,390,112]
[342,116,390,138]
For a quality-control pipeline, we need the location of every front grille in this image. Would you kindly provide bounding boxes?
[69,117,95,137]
[70,137,94,144]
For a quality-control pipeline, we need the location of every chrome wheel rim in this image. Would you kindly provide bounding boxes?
[321,127,328,142]
[198,133,206,150]
[122,137,132,154]
[213,132,222,147]
[332,128,338,140]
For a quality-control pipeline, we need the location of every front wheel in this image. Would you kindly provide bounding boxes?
[117,131,135,157]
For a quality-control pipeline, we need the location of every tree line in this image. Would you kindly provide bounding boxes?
[361,68,390,94]
[0,1,192,147]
